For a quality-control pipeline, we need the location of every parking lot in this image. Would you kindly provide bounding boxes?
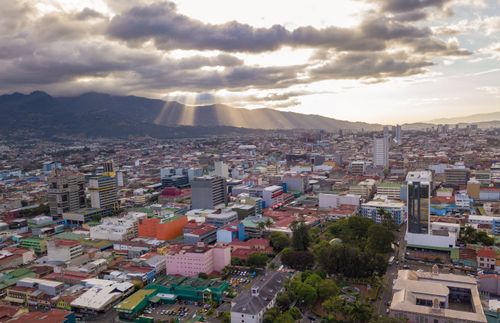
[228,269,253,288]
[143,302,211,322]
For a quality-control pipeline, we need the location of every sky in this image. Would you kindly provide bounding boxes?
[0,0,499,124]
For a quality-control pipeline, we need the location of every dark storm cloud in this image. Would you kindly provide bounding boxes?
[108,1,435,52]
[368,0,453,13]
[309,52,433,80]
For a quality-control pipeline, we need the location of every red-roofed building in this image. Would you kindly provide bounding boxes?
[229,238,273,260]
[0,304,23,322]
[6,309,75,323]
[477,248,496,270]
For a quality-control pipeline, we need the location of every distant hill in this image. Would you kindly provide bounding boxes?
[427,111,500,124]
[0,91,382,139]
[0,91,497,139]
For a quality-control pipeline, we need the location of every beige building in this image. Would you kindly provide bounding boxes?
[390,267,487,323]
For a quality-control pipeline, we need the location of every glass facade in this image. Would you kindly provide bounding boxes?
[407,182,430,234]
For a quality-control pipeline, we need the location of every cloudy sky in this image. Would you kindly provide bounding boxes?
[1,0,499,124]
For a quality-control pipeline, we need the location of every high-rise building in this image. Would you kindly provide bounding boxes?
[103,160,114,173]
[383,125,389,138]
[88,176,118,211]
[444,165,470,188]
[191,176,227,209]
[214,161,229,178]
[373,136,389,168]
[47,170,86,215]
[406,171,432,235]
[395,124,402,145]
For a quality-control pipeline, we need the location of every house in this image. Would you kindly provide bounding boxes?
[477,248,496,271]
[231,271,287,323]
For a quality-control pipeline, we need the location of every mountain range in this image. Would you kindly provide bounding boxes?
[0,91,498,139]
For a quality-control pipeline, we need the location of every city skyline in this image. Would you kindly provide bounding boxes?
[1,0,499,124]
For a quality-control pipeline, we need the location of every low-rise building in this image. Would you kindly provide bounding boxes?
[477,248,496,271]
[47,239,83,263]
[70,279,134,313]
[360,196,405,225]
[165,243,230,277]
[389,267,487,323]
[230,271,287,323]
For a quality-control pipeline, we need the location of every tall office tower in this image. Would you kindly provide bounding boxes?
[88,176,118,210]
[191,176,227,209]
[373,136,389,168]
[103,160,114,173]
[383,126,390,139]
[214,161,229,178]
[406,171,432,235]
[395,124,402,145]
[48,170,86,215]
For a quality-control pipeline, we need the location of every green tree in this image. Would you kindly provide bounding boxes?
[247,253,269,267]
[317,279,339,300]
[287,307,302,320]
[276,292,292,310]
[303,273,323,288]
[366,224,394,254]
[269,232,290,252]
[295,283,317,308]
[281,248,315,271]
[275,312,294,323]
[291,220,310,251]
[219,312,230,323]
[263,307,280,323]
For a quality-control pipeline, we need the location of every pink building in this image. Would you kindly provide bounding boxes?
[165,243,230,277]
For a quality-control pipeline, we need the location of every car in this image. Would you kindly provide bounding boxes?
[403,265,410,269]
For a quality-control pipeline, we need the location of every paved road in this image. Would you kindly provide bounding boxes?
[374,224,406,316]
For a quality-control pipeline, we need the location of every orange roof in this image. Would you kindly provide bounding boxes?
[477,248,496,259]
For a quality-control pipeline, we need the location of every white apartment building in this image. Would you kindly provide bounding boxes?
[47,239,83,263]
[373,136,389,168]
[90,213,145,241]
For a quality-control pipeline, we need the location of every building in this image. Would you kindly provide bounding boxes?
[71,279,134,313]
[361,196,406,225]
[395,124,402,145]
[455,191,472,208]
[214,161,229,178]
[407,171,431,235]
[373,136,389,168]
[282,173,308,193]
[20,237,47,254]
[90,213,145,241]
[230,271,287,323]
[165,244,231,276]
[191,176,227,209]
[477,248,496,271]
[376,182,403,200]
[47,170,86,215]
[262,185,284,209]
[183,222,218,245]
[15,277,64,296]
[62,208,108,227]
[350,161,366,176]
[6,309,75,323]
[444,165,470,188]
[389,268,487,323]
[405,171,457,249]
[206,210,238,228]
[88,176,118,211]
[349,179,376,199]
[318,193,360,209]
[466,178,480,199]
[47,239,83,263]
[138,215,188,241]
